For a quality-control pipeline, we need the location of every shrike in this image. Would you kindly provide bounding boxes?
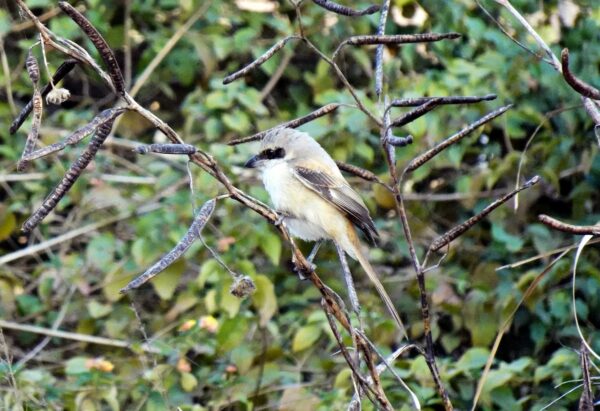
[244,127,404,331]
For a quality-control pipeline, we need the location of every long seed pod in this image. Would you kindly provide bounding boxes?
[429,176,540,252]
[312,0,380,17]
[135,143,198,155]
[386,135,413,147]
[406,104,512,172]
[228,103,341,145]
[21,108,126,163]
[560,48,600,100]
[223,36,299,84]
[25,48,40,86]
[120,198,217,293]
[389,98,442,128]
[333,33,460,59]
[538,215,600,236]
[17,91,43,172]
[21,119,118,233]
[374,0,390,97]
[58,2,125,95]
[10,60,77,135]
[389,94,497,108]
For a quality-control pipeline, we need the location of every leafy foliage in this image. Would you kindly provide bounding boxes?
[0,0,599,410]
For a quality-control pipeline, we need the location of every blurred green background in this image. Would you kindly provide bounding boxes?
[1,0,599,410]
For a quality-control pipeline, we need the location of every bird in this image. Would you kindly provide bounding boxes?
[244,127,404,333]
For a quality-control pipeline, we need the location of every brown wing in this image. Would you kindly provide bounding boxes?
[293,166,379,244]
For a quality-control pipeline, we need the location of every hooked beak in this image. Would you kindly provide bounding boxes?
[244,155,260,168]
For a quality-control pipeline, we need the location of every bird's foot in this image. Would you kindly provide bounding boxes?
[274,212,289,227]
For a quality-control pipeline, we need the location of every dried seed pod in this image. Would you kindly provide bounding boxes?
[119,198,217,293]
[135,143,197,155]
[230,275,256,298]
[46,87,71,105]
[21,119,118,233]
[58,2,125,95]
[561,48,600,100]
[26,48,40,86]
[17,91,43,172]
[223,36,300,84]
[312,0,380,17]
[10,60,77,135]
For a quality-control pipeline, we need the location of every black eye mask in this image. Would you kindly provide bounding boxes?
[261,147,286,160]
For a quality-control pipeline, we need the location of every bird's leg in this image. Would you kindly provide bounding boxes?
[307,240,323,265]
[294,240,322,280]
[334,242,363,331]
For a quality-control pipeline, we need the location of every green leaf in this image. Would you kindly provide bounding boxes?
[181,372,198,392]
[455,347,490,371]
[251,274,278,326]
[260,232,281,265]
[231,345,254,375]
[292,324,321,352]
[150,258,186,300]
[217,317,248,353]
[86,233,115,270]
[65,357,90,375]
[86,300,112,319]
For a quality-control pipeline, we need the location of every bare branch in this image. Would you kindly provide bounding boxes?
[406,104,513,172]
[58,1,125,94]
[120,198,216,293]
[223,36,300,84]
[560,48,600,100]
[429,176,540,252]
[312,0,380,17]
[538,215,600,236]
[386,134,413,147]
[228,103,341,145]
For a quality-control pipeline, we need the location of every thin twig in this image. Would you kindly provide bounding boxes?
[0,319,160,353]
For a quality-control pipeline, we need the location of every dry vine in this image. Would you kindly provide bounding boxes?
[8,1,546,409]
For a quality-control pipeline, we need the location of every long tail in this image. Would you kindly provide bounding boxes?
[352,243,408,339]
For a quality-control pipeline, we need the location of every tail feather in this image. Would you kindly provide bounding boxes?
[353,245,408,339]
